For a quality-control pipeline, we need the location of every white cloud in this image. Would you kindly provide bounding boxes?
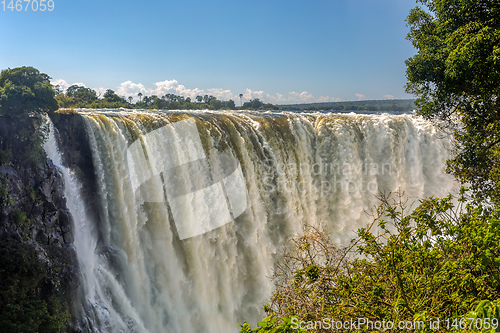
[206,88,234,101]
[54,78,342,105]
[95,87,107,98]
[287,91,315,103]
[243,88,266,101]
[114,81,148,101]
[51,79,69,92]
[150,79,205,100]
[355,93,365,101]
[317,96,341,103]
[384,94,395,100]
[51,79,87,92]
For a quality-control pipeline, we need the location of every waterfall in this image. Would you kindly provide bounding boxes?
[48,110,457,332]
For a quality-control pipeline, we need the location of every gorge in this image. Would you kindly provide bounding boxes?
[46,110,457,332]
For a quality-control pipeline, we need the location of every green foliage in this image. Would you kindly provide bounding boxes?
[103,88,125,104]
[65,85,98,105]
[464,300,500,333]
[242,98,279,110]
[0,67,58,166]
[0,240,68,332]
[13,209,29,227]
[0,179,12,207]
[0,67,58,119]
[405,0,500,203]
[247,191,500,332]
[55,88,276,111]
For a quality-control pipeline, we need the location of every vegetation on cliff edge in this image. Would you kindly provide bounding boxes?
[0,67,72,332]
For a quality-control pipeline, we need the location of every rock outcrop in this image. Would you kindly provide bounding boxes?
[0,156,80,331]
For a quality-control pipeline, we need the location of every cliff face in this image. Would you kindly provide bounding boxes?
[51,113,102,233]
[0,110,104,332]
[0,158,80,332]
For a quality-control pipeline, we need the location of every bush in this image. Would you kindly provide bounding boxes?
[245,190,500,332]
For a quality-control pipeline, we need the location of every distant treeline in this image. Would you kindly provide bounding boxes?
[279,99,416,112]
[55,85,279,111]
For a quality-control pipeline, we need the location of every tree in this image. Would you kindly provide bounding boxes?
[52,84,62,96]
[209,98,223,109]
[103,89,124,103]
[196,95,203,104]
[249,98,262,109]
[138,92,143,102]
[239,93,243,107]
[128,96,133,104]
[65,85,98,105]
[0,67,58,165]
[405,0,500,202]
[0,67,58,119]
[226,99,236,110]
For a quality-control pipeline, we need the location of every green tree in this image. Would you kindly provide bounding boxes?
[0,67,58,166]
[405,0,500,202]
[239,93,243,107]
[251,98,263,109]
[226,99,236,110]
[103,89,124,103]
[0,67,57,119]
[209,98,223,109]
[65,85,98,105]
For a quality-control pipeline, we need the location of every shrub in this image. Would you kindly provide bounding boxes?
[246,190,500,332]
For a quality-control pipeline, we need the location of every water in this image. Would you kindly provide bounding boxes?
[46,110,457,332]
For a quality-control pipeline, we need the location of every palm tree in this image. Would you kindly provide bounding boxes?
[128,96,133,104]
[138,92,143,102]
[239,94,243,107]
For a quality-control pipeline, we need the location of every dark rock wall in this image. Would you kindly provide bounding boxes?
[0,113,104,332]
[51,114,102,235]
[0,158,80,331]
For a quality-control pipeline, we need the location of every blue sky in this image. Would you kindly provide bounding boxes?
[0,0,418,104]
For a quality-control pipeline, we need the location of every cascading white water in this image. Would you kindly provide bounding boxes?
[49,110,458,332]
[43,119,138,331]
